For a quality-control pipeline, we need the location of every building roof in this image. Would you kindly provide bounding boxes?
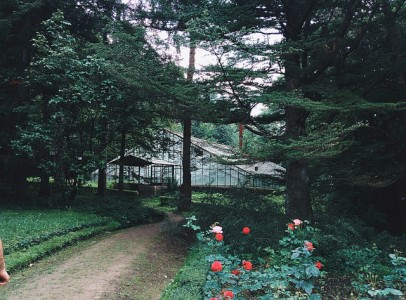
[165,129,285,178]
[109,154,178,167]
[109,155,152,167]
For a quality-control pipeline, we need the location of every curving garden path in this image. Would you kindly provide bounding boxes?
[0,215,189,300]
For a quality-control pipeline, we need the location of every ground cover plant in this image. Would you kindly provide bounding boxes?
[169,190,406,299]
[0,208,118,272]
[0,190,165,273]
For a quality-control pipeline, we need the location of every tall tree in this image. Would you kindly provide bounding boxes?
[133,0,204,211]
[0,0,125,197]
[187,0,405,218]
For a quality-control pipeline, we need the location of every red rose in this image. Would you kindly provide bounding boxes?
[304,241,315,251]
[287,223,295,230]
[242,260,253,271]
[223,290,234,298]
[211,261,223,272]
[242,226,251,235]
[215,233,223,241]
[231,269,240,275]
[315,261,323,270]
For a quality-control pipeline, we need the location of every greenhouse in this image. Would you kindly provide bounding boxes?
[97,129,284,190]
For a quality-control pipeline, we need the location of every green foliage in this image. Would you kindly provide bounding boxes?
[0,191,165,272]
[191,190,286,255]
[0,208,120,272]
[181,191,406,299]
[75,194,164,228]
[161,246,209,300]
[352,251,405,299]
[0,209,108,252]
[185,216,323,299]
[6,222,118,273]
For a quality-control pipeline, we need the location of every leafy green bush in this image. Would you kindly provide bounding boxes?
[352,251,405,299]
[185,216,324,300]
[191,190,287,256]
[75,195,164,227]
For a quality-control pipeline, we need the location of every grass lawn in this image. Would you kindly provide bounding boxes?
[0,190,166,273]
[0,208,119,272]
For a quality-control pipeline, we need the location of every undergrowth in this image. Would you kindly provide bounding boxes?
[167,189,405,299]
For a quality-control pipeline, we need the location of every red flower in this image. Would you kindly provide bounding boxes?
[242,226,251,235]
[315,261,323,270]
[304,241,315,251]
[215,233,223,241]
[210,298,217,300]
[231,269,240,275]
[287,223,295,230]
[242,260,253,271]
[211,261,223,272]
[223,290,234,298]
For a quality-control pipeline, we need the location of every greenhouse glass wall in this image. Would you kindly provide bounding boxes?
[100,129,284,189]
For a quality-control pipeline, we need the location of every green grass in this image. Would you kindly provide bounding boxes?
[6,221,119,272]
[160,245,209,300]
[0,190,166,274]
[0,208,119,272]
[0,209,109,253]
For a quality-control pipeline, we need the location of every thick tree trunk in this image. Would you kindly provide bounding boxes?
[38,175,50,197]
[286,159,312,218]
[118,129,126,194]
[280,2,315,219]
[382,1,406,86]
[284,105,313,219]
[178,44,195,212]
[97,167,107,196]
[284,43,313,218]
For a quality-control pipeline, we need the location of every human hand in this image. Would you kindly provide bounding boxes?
[0,269,10,286]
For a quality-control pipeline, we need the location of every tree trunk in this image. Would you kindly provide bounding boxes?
[53,117,66,206]
[179,118,192,211]
[118,129,126,194]
[38,175,50,197]
[97,119,108,197]
[178,44,195,212]
[286,159,312,218]
[283,40,313,218]
[284,105,313,219]
[97,167,107,196]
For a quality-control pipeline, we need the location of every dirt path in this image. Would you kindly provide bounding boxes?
[0,216,189,300]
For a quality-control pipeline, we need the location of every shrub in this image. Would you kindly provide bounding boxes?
[185,216,324,299]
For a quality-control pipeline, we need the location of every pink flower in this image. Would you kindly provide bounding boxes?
[223,290,234,298]
[210,298,217,300]
[212,226,223,234]
[287,223,295,230]
[293,219,302,226]
[304,241,315,251]
[242,260,253,271]
[315,261,323,270]
[215,233,223,242]
[242,226,251,235]
[211,261,223,272]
